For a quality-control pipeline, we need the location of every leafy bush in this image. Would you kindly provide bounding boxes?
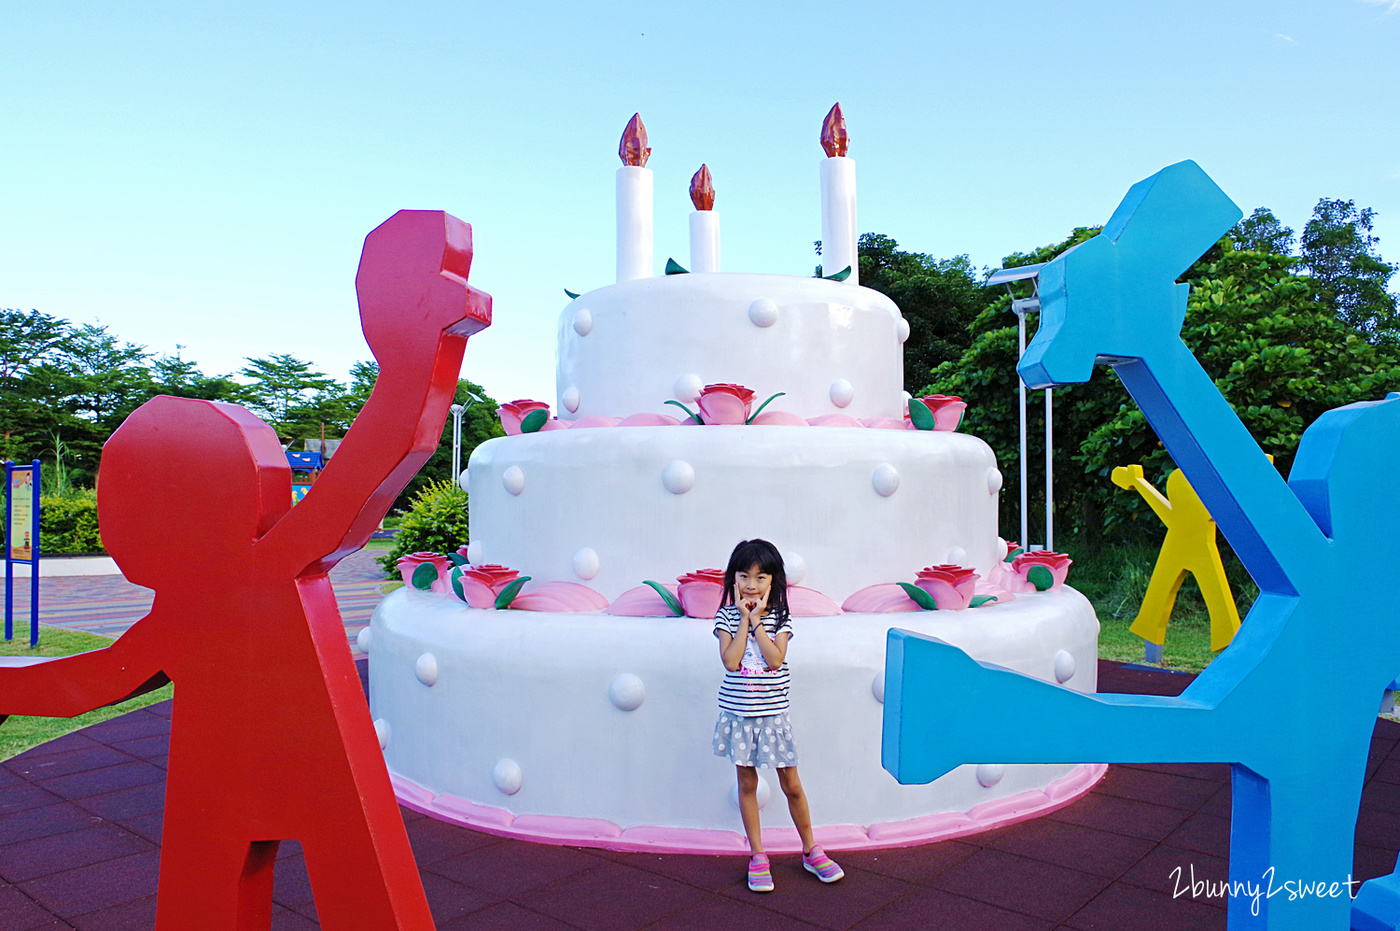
[38,488,103,554]
[377,479,470,574]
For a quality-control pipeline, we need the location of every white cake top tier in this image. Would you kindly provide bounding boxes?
[556,273,909,421]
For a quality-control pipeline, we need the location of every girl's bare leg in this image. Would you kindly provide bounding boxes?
[777,766,816,854]
[736,765,764,854]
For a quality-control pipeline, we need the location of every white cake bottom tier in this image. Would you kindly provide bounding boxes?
[466,425,1005,602]
[367,585,1103,853]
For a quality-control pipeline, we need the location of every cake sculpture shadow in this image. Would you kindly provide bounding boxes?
[882,159,1400,931]
[0,210,490,931]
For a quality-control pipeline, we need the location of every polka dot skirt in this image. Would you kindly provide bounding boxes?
[713,710,798,769]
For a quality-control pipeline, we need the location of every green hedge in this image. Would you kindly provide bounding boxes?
[377,479,470,575]
[0,489,104,555]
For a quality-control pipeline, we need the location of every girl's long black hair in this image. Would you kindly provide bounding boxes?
[720,538,790,617]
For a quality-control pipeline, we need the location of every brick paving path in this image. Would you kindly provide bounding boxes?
[4,660,1399,929]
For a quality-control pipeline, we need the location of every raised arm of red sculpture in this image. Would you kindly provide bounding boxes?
[262,210,492,573]
[0,619,168,720]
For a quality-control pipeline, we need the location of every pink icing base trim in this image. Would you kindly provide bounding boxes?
[393,762,1107,854]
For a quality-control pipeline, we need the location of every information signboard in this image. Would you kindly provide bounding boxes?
[4,460,40,645]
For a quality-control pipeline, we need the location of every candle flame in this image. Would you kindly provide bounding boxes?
[821,103,848,158]
[619,113,651,167]
[689,164,715,211]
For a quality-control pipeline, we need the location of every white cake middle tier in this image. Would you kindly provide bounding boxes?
[466,425,1005,602]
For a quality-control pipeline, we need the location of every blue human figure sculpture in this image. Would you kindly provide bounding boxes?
[881,160,1400,930]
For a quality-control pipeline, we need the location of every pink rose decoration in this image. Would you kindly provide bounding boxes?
[696,384,756,425]
[677,568,726,618]
[1011,551,1073,591]
[397,552,449,587]
[498,399,550,435]
[907,394,967,432]
[787,585,843,616]
[841,583,923,614]
[914,564,980,610]
[511,582,610,613]
[461,563,520,594]
[607,583,682,616]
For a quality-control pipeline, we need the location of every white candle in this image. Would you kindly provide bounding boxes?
[616,165,653,282]
[820,156,857,285]
[689,210,720,272]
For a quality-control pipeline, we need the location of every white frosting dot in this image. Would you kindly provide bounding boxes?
[457,468,470,494]
[502,465,525,496]
[414,653,439,687]
[466,540,486,564]
[784,552,806,585]
[374,718,390,750]
[872,672,885,704]
[562,385,581,413]
[730,775,772,810]
[987,468,1004,495]
[976,763,1005,788]
[748,298,779,327]
[872,463,900,497]
[674,374,703,402]
[573,307,593,336]
[573,547,600,580]
[896,317,911,343]
[829,378,855,408]
[661,460,696,494]
[1054,650,1076,684]
[609,673,646,711]
[946,546,968,566]
[493,758,523,795]
[355,626,372,654]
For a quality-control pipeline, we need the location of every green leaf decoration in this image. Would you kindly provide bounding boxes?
[907,398,936,431]
[1027,565,1054,592]
[447,552,469,567]
[450,565,465,600]
[1004,547,1025,563]
[564,289,580,299]
[495,576,531,609]
[745,392,787,424]
[665,258,690,275]
[411,562,438,591]
[643,580,684,616]
[970,594,999,608]
[520,408,549,433]
[897,581,937,611]
[823,265,852,282]
[663,399,703,424]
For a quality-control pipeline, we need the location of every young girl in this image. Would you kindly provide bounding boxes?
[712,538,844,892]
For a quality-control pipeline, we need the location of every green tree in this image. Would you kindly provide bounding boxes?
[0,309,70,461]
[1301,198,1398,342]
[238,354,343,436]
[1230,208,1296,257]
[856,234,998,392]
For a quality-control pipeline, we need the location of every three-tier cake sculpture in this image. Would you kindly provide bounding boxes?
[364,108,1103,853]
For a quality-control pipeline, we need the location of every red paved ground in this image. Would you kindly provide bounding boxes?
[4,660,1399,929]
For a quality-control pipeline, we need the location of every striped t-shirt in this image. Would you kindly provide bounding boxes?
[713,604,792,716]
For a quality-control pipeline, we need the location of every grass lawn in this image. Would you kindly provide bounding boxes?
[1,626,174,762]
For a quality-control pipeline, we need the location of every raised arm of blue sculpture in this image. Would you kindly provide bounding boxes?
[882,160,1400,931]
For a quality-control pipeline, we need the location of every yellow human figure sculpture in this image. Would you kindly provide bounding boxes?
[1112,463,1242,652]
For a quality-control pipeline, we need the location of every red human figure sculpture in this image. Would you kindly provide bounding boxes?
[0,210,490,930]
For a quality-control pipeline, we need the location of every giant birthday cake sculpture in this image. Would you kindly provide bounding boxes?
[365,108,1103,853]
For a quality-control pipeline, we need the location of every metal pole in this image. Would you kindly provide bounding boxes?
[1045,388,1053,552]
[30,460,39,648]
[4,460,12,642]
[1017,311,1029,550]
[450,404,465,481]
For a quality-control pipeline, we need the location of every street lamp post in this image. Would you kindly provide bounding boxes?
[450,390,485,490]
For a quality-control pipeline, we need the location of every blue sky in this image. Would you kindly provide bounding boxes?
[3,1,1397,405]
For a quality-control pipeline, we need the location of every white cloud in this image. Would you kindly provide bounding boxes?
[1274,33,1296,42]
[1360,0,1400,12]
